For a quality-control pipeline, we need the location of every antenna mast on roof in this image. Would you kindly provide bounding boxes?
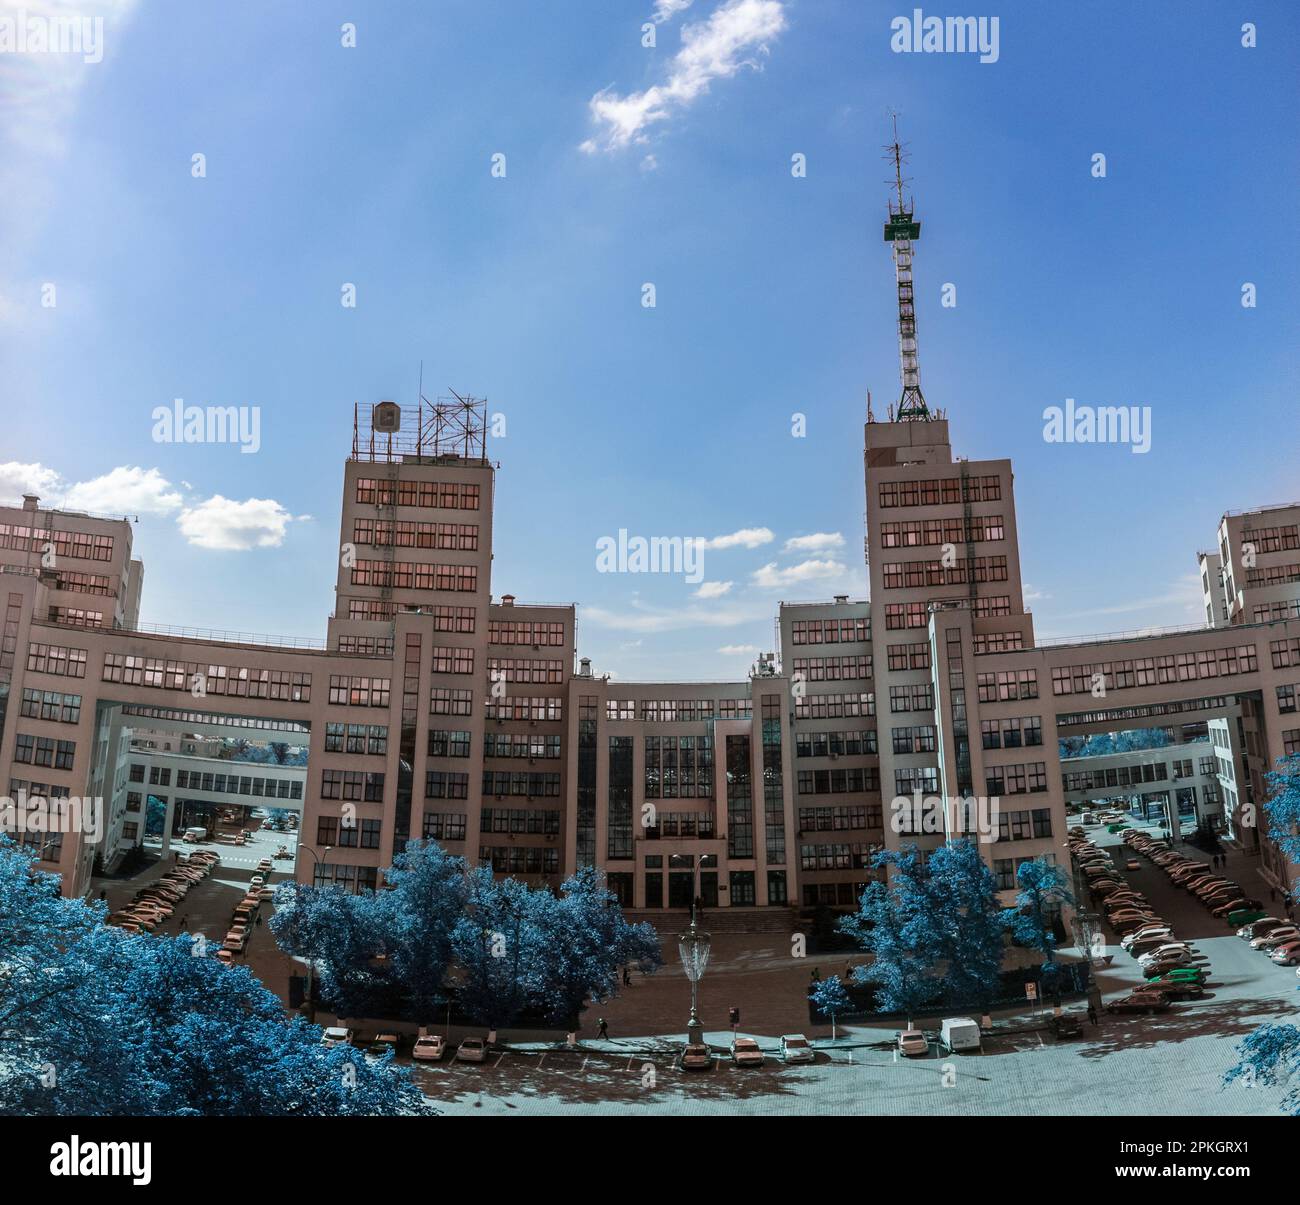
[883,113,932,422]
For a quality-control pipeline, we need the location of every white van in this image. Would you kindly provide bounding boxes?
[939,1017,982,1053]
[182,826,208,843]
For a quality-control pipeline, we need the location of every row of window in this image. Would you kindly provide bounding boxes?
[0,523,114,561]
[13,734,75,770]
[798,804,883,831]
[174,768,303,799]
[321,769,386,801]
[980,716,1043,749]
[647,811,716,838]
[488,619,567,647]
[26,643,87,678]
[796,767,880,795]
[794,729,878,758]
[19,688,81,724]
[48,607,104,628]
[483,733,562,759]
[984,763,1050,796]
[1062,761,1171,792]
[645,735,715,799]
[886,641,931,671]
[104,653,311,701]
[483,772,562,797]
[878,474,1002,508]
[977,669,1039,702]
[352,519,479,550]
[480,808,561,835]
[328,675,390,707]
[50,570,114,597]
[350,561,479,592]
[800,843,876,870]
[1050,646,1260,695]
[878,516,1006,547]
[354,479,481,509]
[481,846,561,874]
[788,617,870,645]
[795,692,875,720]
[315,817,384,848]
[792,655,872,682]
[882,555,1009,589]
[884,596,1013,629]
[324,723,389,755]
[335,635,394,656]
[889,684,934,713]
[605,698,752,721]
[485,697,563,721]
[487,657,565,684]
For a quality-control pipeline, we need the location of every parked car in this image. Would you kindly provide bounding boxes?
[1239,917,1287,940]
[412,1033,447,1061]
[321,1027,354,1048]
[1145,966,1206,985]
[779,1034,814,1064]
[1142,975,1204,999]
[679,1043,712,1071]
[1130,934,1182,958]
[364,1034,399,1063]
[1121,925,1173,951]
[1106,991,1171,1015]
[1269,940,1300,965]
[1252,927,1300,950]
[456,1037,488,1063]
[730,1037,765,1067]
[1143,954,1197,977]
[897,1029,930,1057]
[1125,858,1141,871]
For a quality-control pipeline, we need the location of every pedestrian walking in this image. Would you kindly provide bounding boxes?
[179,915,188,930]
[597,1018,608,1039]
[622,965,631,986]
[256,913,263,927]
[1087,1003,1098,1027]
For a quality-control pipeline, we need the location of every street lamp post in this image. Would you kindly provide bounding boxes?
[296,843,331,1020]
[677,892,711,1047]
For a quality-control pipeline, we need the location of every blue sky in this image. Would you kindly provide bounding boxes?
[1,0,1296,679]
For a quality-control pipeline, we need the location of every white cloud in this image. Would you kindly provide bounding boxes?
[581,0,787,153]
[653,0,694,22]
[61,466,182,515]
[718,643,759,655]
[176,496,294,551]
[701,526,774,550]
[783,531,844,553]
[0,460,64,504]
[751,558,846,589]
[1023,583,1051,603]
[694,580,733,599]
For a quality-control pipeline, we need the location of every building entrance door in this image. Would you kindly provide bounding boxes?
[700,872,718,908]
[668,872,694,908]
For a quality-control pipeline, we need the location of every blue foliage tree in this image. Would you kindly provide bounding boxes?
[838,845,942,1025]
[809,974,853,1040]
[529,866,662,1029]
[839,842,1006,1021]
[1226,753,1300,1112]
[451,868,544,1030]
[0,838,431,1116]
[1004,856,1075,971]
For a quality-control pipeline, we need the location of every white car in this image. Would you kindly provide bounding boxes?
[321,1026,354,1048]
[897,1029,929,1057]
[730,1037,764,1067]
[456,1037,488,1063]
[1138,947,1194,971]
[779,1034,814,1064]
[1121,926,1172,951]
[1252,927,1300,950]
[412,1033,447,1061]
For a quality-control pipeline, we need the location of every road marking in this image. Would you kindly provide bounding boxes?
[493,1052,506,1068]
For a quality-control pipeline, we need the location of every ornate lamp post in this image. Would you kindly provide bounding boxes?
[677,901,711,1046]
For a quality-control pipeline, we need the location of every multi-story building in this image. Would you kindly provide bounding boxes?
[5,207,1300,914]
